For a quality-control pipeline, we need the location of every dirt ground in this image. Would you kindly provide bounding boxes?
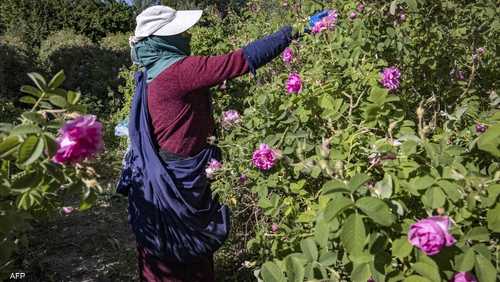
[17,192,138,282]
[12,188,254,282]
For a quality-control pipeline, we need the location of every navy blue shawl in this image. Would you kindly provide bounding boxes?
[116,71,230,262]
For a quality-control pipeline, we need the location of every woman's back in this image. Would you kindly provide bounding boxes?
[147,49,249,157]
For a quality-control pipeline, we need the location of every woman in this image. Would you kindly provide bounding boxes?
[117,5,301,282]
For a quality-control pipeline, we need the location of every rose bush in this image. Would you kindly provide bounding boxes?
[0,71,103,278]
[115,0,499,280]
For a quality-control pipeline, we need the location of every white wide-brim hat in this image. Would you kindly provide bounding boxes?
[129,5,202,45]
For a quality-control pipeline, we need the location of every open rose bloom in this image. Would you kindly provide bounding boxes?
[379,66,401,91]
[282,47,293,64]
[286,73,302,94]
[452,272,477,282]
[408,216,456,256]
[311,10,339,34]
[53,115,104,165]
[221,110,241,129]
[252,144,279,170]
[205,159,222,179]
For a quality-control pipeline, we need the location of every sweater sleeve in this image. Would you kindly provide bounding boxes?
[177,49,249,92]
[242,26,293,75]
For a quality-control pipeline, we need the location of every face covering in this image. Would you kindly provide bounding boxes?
[131,34,191,83]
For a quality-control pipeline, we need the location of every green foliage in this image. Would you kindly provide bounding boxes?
[0,71,101,279]
[100,32,131,53]
[0,0,134,48]
[39,29,129,117]
[119,1,498,281]
[0,37,37,103]
[90,0,499,280]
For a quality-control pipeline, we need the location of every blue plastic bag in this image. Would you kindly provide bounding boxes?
[309,10,330,28]
[115,119,129,137]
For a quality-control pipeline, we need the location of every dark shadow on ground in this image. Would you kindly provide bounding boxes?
[20,194,137,282]
[16,191,255,282]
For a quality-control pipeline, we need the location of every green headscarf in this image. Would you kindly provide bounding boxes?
[131,35,191,83]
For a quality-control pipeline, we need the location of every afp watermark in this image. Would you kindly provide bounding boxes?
[9,272,26,279]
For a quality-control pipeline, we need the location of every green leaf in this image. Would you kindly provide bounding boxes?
[285,256,305,282]
[321,179,350,195]
[392,237,413,259]
[21,112,46,124]
[20,85,43,97]
[18,135,45,166]
[454,248,474,272]
[0,135,21,157]
[485,184,500,207]
[340,213,366,256]
[319,252,337,266]
[19,96,37,104]
[11,171,42,190]
[355,197,394,226]
[477,123,500,157]
[44,134,58,157]
[27,72,47,91]
[79,187,97,211]
[401,140,418,155]
[351,262,371,282]
[373,173,393,199]
[486,204,500,232]
[350,252,373,264]
[0,123,13,132]
[474,254,496,282]
[48,95,67,108]
[261,261,285,282]
[10,124,41,136]
[389,1,398,15]
[66,90,81,105]
[368,87,388,104]
[412,262,441,282]
[403,276,431,282]
[437,180,462,203]
[300,238,318,261]
[323,195,354,222]
[314,219,329,248]
[464,227,489,241]
[411,175,435,190]
[48,70,65,89]
[405,0,418,11]
[422,186,446,209]
[348,173,370,191]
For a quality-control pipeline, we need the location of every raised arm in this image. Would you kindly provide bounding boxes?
[178,26,294,92]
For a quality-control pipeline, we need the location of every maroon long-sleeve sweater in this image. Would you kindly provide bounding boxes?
[147,49,249,157]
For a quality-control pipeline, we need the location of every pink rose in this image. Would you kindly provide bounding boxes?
[282,47,293,64]
[286,73,303,94]
[238,174,247,184]
[205,159,222,179]
[311,10,339,34]
[53,115,104,165]
[408,216,456,256]
[379,66,401,91]
[62,207,75,214]
[252,144,278,170]
[357,3,365,13]
[221,110,241,129]
[451,272,477,282]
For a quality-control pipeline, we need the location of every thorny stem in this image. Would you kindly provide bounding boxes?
[277,126,290,148]
[457,59,477,102]
[417,101,425,140]
[342,90,365,118]
[31,91,46,112]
